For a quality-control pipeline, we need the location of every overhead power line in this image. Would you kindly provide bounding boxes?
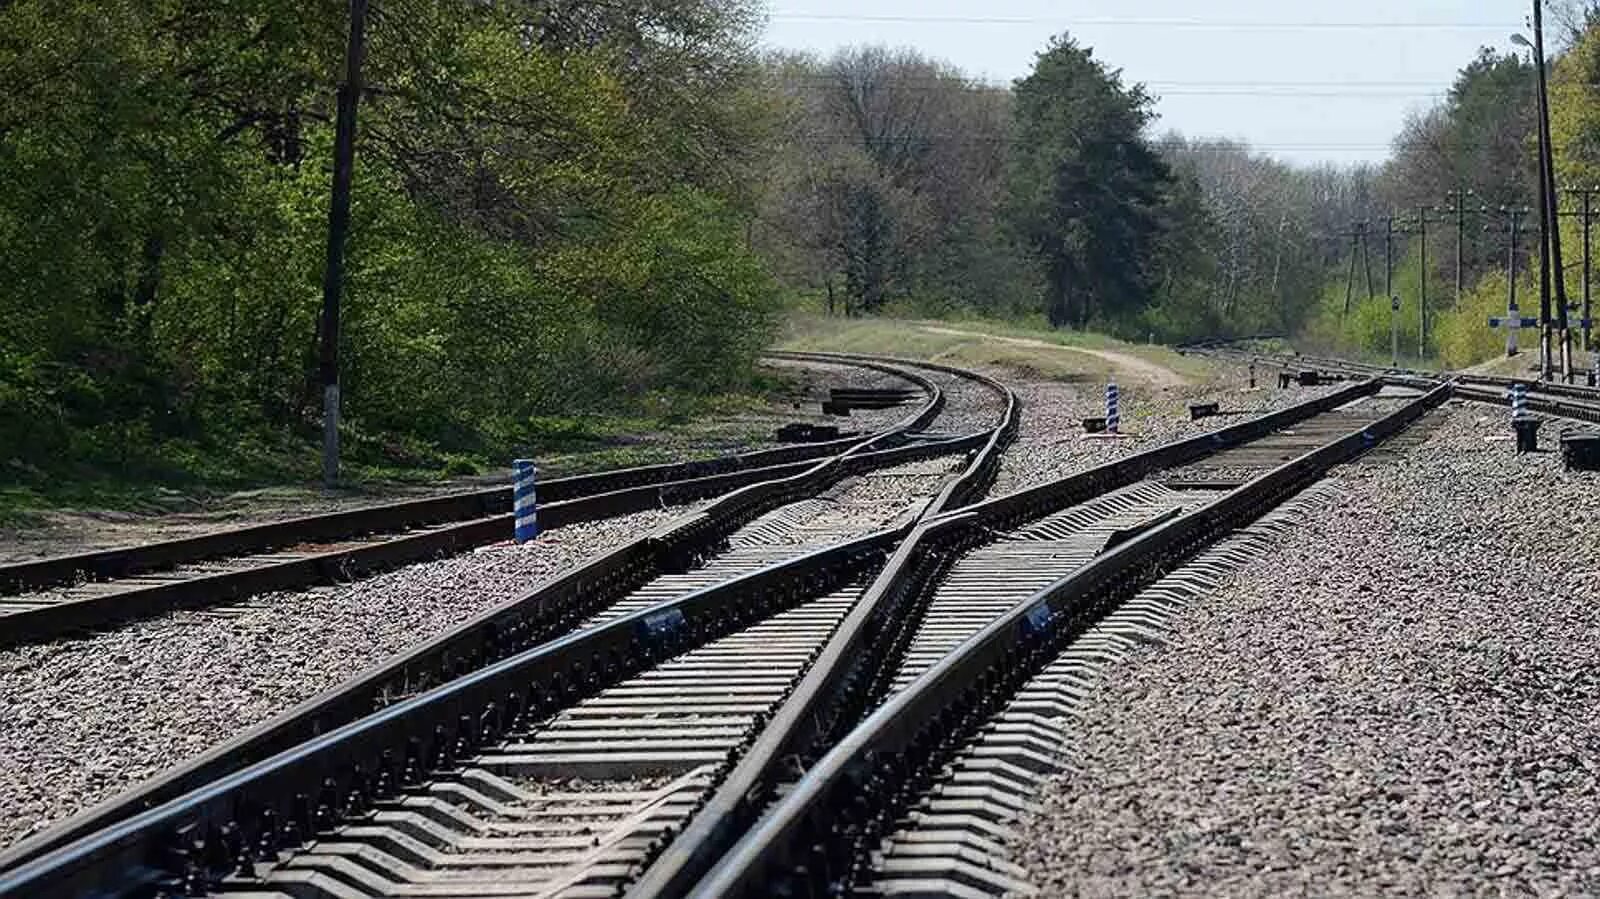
[768,13,1521,30]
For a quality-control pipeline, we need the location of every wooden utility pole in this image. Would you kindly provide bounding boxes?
[1394,210,1445,359]
[1487,206,1535,357]
[1342,224,1360,323]
[1419,209,1429,358]
[1378,215,1396,299]
[1528,0,1571,380]
[319,0,370,488]
[1443,189,1473,307]
[1567,187,1600,368]
[1360,221,1375,299]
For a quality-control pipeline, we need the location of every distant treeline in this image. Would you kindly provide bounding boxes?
[749,44,1382,341]
[750,5,1600,367]
[8,1,1599,484]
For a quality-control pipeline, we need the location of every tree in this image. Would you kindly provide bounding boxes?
[0,0,777,478]
[751,47,1029,316]
[1004,35,1173,329]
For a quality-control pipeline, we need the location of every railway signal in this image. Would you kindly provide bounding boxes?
[1391,294,1401,367]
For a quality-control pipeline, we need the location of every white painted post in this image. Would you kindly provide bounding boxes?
[1106,382,1120,434]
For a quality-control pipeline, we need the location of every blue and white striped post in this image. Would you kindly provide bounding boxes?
[1510,383,1527,423]
[1106,382,1120,434]
[513,459,539,544]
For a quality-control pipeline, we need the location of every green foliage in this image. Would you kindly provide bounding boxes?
[751,48,1036,318]
[1435,269,1536,368]
[1005,36,1174,329]
[1300,246,1428,363]
[0,0,776,488]
[1552,19,1600,313]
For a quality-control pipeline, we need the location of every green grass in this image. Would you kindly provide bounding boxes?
[0,384,790,529]
[3,313,1211,529]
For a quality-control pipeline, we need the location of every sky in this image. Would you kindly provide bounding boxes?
[761,0,1538,168]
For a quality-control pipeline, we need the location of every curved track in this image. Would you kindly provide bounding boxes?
[685,381,1448,898]
[0,367,1449,898]
[0,354,952,648]
[0,353,1020,889]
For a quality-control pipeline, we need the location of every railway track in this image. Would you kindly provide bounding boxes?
[0,373,1452,897]
[0,353,1019,886]
[1179,339,1600,425]
[681,380,1449,899]
[0,354,964,649]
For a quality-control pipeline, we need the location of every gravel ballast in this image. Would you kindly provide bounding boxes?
[1013,403,1600,896]
[0,447,964,851]
[987,364,1343,497]
[0,508,690,850]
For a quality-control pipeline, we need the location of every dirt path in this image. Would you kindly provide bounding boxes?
[919,326,1189,388]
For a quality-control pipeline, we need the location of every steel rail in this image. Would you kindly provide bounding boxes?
[0,354,943,648]
[0,351,936,597]
[622,378,1385,897]
[689,380,1453,898]
[0,355,930,598]
[0,354,1015,883]
[0,442,876,596]
[0,358,1020,896]
[0,434,998,651]
[771,350,1021,513]
[1179,340,1600,422]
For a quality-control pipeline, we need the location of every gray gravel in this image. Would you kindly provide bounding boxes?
[926,368,1009,436]
[0,359,956,854]
[0,508,690,851]
[988,363,1345,497]
[1013,403,1600,896]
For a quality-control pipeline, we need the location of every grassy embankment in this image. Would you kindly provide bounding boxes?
[778,313,1209,385]
[3,313,1201,528]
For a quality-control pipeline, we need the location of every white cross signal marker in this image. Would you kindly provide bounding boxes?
[1488,306,1538,356]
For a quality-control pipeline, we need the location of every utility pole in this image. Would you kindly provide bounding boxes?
[1396,210,1436,358]
[1568,187,1600,375]
[1342,224,1361,324]
[1378,215,1396,299]
[1268,214,1291,328]
[1360,221,1376,299]
[319,0,370,489]
[1443,189,1474,307]
[1419,209,1429,358]
[1535,3,1574,381]
[1537,144,1555,378]
[1487,206,1535,357]
[1521,1,1571,380]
